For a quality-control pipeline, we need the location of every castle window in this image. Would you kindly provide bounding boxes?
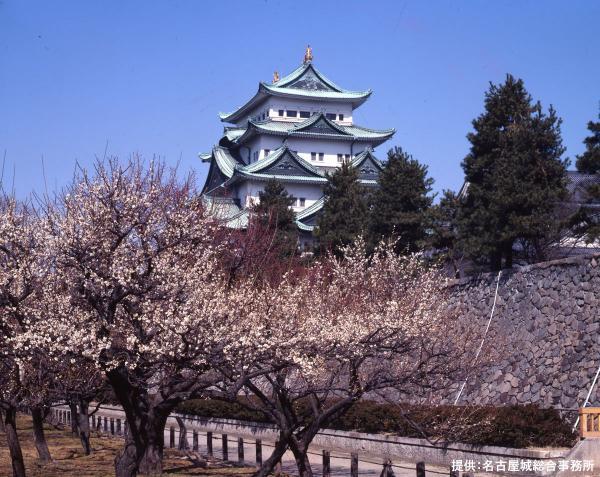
[264,149,270,157]
[287,110,298,118]
[318,153,324,162]
[311,152,317,161]
[326,113,336,120]
[338,114,344,121]
[278,109,284,117]
[300,111,310,118]
[337,154,343,163]
[299,198,306,207]
[345,154,351,162]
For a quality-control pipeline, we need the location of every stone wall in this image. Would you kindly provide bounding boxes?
[448,253,600,410]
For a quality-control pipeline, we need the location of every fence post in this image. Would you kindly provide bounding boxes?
[322,450,331,477]
[381,459,394,477]
[416,461,425,477]
[256,439,262,467]
[116,418,121,435]
[124,420,129,437]
[110,418,115,435]
[222,434,229,461]
[103,416,108,432]
[207,431,213,456]
[169,427,175,448]
[91,415,95,428]
[351,452,359,477]
[193,430,198,451]
[238,437,244,463]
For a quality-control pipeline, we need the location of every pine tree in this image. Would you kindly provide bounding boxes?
[570,111,600,243]
[428,190,461,275]
[369,147,434,254]
[457,74,568,270]
[316,162,368,255]
[575,113,600,174]
[252,178,298,256]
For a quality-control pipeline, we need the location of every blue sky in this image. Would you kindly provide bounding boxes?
[1,0,599,198]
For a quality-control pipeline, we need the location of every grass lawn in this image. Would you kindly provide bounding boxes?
[0,414,255,476]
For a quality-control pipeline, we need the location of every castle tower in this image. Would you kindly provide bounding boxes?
[199,48,395,244]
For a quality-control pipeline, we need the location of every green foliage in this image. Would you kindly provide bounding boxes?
[571,114,600,243]
[253,178,298,256]
[177,399,576,449]
[369,147,434,254]
[177,398,269,423]
[457,74,568,270]
[575,115,600,174]
[316,162,368,255]
[569,182,600,244]
[428,190,462,274]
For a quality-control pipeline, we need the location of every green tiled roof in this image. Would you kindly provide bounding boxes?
[223,127,246,142]
[219,63,371,123]
[351,148,384,169]
[261,83,370,100]
[296,197,324,221]
[295,197,325,232]
[232,113,395,146]
[225,146,329,186]
[242,146,323,176]
[207,144,380,188]
[271,62,365,94]
[296,220,315,232]
[202,195,241,218]
[212,146,240,178]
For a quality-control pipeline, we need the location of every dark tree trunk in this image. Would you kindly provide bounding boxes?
[138,428,165,477]
[0,408,5,432]
[76,399,92,455]
[175,416,188,450]
[68,402,79,436]
[254,434,289,477]
[288,439,314,477]
[107,368,173,477]
[504,243,513,269]
[4,406,26,477]
[31,406,52,463]
[490,249,502,271]
[115,433,138,477]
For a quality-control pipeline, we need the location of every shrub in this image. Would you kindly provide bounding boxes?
[176,399,576,449]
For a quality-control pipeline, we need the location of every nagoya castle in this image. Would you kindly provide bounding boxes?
[200,46,395,245]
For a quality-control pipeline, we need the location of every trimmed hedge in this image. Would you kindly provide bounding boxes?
[176,399,576,449]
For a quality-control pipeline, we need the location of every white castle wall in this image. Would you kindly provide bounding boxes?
[235,98,354,127]
[237,181,322,210]
[246,135,375,169]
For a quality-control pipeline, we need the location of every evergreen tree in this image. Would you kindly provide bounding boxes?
[575,113,600,174]
[316,162,368,255]
[457,74,568,270]
[570,112,600,243]
[428,190,462,275]
[369,147,434,254]
[252,178,298,256]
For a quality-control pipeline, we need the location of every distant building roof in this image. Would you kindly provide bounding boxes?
[229,113,395,147]
[219,62,372,123]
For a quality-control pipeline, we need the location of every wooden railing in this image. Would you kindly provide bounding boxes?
[579,407,600,438]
